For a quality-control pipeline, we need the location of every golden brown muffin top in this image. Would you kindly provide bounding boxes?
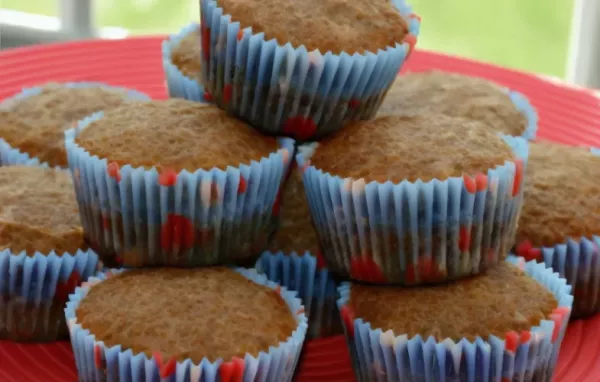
[75,100,278,172]
[0,166,85,256]
[76,268,298,362]
[219,0,409,54]
[517,141,600,247]
[349,262,557,341]
[171,28,201,80]
[0,85,133,167]
[310,114,515,183]
[378,71,528,137]
[269,169,320,254]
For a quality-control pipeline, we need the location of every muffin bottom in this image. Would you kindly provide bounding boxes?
[0,295,68,341]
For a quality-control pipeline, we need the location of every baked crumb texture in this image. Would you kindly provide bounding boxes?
[0,82,149,168]
[0,166,100,341]
[199,0,421,140]
[255,251,343,339]
[378,70,538,140]
[163,23,209,102]
[65,101,294,267]
[515,142,600,318]
[297,124,529,285]
[338,258,573,382]
[66,268,308,381]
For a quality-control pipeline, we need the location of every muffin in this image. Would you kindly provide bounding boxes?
[0,166,99,341]
[65,100,294,268]
[378,71,538,139]
[515,141,600,318]
[0,83,149,168]
[163,23,210,102]
[256,166,342,339]
[297,114,528,284]
[65,267,307,381]
[337,257,573,382]
[200,0,421,140]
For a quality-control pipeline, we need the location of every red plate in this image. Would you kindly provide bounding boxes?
[1,38,599,382]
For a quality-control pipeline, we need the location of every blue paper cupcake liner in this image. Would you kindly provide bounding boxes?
[65,267,308,382]
[199,0,421,141]
[255,251,342,339]
[0,82,150,168]
[65,112,295,268]
[296,136,529,285]
[337,256,573,382]
[506,89,538,140]
[515,147,599,318]
[162,23,209,103]
[0,248,100,341]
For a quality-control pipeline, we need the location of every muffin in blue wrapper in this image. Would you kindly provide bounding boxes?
[0,166,100,342]
[200,0,421,140]
[65,100,294,268]
[0,82,149,168]
[162,23,210,103]
[256,251,342,339]
[378,71,538,141]
[514,142,600,318]
[297,115,529,285]
[65,267,308,382]
[337,256,573,382]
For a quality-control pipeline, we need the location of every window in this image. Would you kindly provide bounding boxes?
[0,0,598,88]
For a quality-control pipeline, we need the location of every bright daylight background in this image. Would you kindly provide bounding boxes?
[3,0,574,78]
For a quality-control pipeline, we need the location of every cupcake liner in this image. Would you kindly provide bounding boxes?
[199,0,421,141]
[65,267,308,382]
[296,136,529,285]
[162,23,210,103]
[0,248,100,341]
[0,82,150,168]
[506,89,538,140]
[515,147,599,318]
[337,256,573,382]
[65,112,295,268]
[255,251,343,339]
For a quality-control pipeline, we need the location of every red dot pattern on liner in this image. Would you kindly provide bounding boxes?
[159,169,178,187]
[459,226,471,252]
[551,307,570,342]
[512,159,524,197]
[102,214,111,230]
[405,257,445,284]
[504,330,532,353]
[315,250,328,270]
[238,177,248,194]
[219,357,245,382]
[153,352,177,378]
[515,240,542,262]
[340,305,355,338]
[350,256,387,283]
[204,91,213,102]
[283,116,317,141]
[201,26,210,61]
[55,272,81,302]
[348,99,360,109]
[463,173,488,194]
[160,214,195,251]
[236,30,244,41]
[94,344,107,371]
[403,34,417,59]
[107,162,121,182]
[223,84,233,104]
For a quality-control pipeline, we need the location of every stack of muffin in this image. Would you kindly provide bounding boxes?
[1,0,598,380]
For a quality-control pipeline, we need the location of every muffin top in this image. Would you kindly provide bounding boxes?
[269,168,320,254]
[219,0,409,54]
[75,100,278,172]
[349,262,557,341]
[76,267,298,362]
[310,114,515,183]
[378,71,528,137]
[0,166,85,256]
[0,84,134,167]
[171,27,201,80]
[517,141,600,247]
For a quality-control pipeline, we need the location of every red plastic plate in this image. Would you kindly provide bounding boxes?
[1,38,599,382]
